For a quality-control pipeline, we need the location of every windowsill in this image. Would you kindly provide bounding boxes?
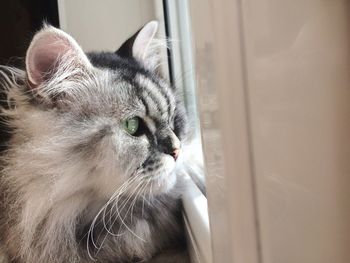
[182,177,212,263]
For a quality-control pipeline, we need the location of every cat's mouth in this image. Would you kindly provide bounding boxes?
[139,154,175,175]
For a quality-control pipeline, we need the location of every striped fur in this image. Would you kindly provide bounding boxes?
[0,23,192,263]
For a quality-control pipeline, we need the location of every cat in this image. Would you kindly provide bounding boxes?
[0,21,192,263]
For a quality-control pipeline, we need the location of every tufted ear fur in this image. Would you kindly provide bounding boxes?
[25,25,92,89]
[116,21,163,69]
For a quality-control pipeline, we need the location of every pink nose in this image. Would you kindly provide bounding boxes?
[171,148,180,161]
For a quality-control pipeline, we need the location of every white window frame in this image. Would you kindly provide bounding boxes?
[162,1,211,262]
[185,0,262,262]
[165,0,264,262]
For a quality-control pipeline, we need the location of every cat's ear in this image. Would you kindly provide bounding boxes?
[116,21,161,67]
[26,25,91,88]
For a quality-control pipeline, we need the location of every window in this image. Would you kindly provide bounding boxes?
[162,1,211,262]
[163,0,205,192]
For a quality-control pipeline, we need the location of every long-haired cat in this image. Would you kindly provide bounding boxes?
[0,21,191,263]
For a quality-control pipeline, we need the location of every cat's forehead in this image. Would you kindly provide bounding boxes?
[87,52,176,122]
[111,73,176,123]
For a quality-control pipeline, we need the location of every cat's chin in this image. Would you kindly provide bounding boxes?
[142,156,178,195]
[148,169,177,195]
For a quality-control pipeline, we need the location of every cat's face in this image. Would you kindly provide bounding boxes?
[22,22,187,198]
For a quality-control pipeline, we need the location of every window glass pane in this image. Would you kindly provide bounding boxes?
[163,0,205,191]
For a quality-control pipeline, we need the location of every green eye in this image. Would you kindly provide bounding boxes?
[123,117,139,135]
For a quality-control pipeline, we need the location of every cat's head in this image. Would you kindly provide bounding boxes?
[21,22,187,198]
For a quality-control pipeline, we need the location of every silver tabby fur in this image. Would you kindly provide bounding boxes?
[0,22,195,263]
